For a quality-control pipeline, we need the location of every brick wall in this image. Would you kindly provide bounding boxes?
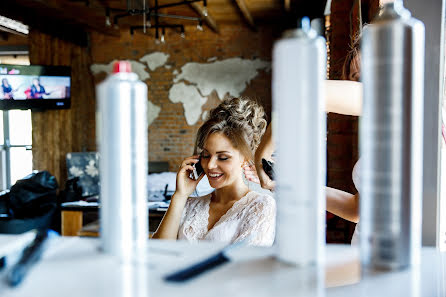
[90,24,278,172]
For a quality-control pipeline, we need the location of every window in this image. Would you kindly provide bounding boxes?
[0,55,33,189]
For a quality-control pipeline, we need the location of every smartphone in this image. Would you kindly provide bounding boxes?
[191,158,204,180]
[262,158,275,181]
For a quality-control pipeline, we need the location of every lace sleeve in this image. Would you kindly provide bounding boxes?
[233,195,276,247]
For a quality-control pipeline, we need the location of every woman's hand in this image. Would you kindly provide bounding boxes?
[174,155,205,199]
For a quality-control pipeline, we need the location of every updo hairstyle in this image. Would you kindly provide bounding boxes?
[195,97,267,161]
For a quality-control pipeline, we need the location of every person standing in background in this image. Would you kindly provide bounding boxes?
[30,77,50,99]
[244,37,363,243]
[2,78,15,99]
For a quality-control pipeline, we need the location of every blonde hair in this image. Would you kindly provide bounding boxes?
[195,97,267,160]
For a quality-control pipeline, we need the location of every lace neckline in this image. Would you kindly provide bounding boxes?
[204,191,252,234]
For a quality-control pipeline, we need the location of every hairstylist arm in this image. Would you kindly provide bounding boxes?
[244,80,363,191]
[251,124,276,191]
[152,156,204,240]
[326,187,359,223]
[325,80,363,116]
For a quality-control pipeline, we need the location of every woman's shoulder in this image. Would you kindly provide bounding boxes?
[238,191,276,225]
[244,191,276,209]
[185,193,212,208]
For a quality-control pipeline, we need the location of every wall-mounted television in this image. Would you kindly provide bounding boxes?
[0,64,71,110]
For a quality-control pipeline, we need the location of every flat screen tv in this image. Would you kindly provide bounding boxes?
[0,64,71,110]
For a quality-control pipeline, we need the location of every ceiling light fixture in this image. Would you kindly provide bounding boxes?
[111,0,206,41]
[197,19,203,31]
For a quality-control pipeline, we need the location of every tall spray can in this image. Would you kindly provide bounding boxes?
[273,17,326,266]
[360,0,425,270]
[97,61,148,263]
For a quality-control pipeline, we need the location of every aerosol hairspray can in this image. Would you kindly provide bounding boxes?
[360,0,425,270]
[97,61,148,263]
[273,17,326,266]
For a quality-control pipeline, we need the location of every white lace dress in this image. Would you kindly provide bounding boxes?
[177,191,276,247]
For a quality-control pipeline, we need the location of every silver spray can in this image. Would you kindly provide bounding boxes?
[97,61,148,263]
[273,17,326,266]
[360,0,425,270]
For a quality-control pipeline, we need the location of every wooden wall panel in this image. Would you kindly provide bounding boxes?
[28,29,96,187]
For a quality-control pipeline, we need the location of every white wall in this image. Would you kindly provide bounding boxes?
[405,0,446,247]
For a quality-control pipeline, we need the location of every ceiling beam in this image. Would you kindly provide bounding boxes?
[0,0,120,37]
[233,0,257,31]
[189,2,219,33]
[0,25,27,37]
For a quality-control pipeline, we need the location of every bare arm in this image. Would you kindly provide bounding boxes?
[326,187,359,223]
[253,124,275,191]
[151,193,188,240]
[152,156,204,239]
[249,80,362,191]
[324,80,361,222]
[325,80,362,116]
[250,125,360,222]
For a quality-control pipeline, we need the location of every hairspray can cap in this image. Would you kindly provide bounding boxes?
[112,61,132,73]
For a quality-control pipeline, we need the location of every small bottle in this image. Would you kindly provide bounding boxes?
[360,0,425,271]
[273,17,327,266]
[96,61,148,263]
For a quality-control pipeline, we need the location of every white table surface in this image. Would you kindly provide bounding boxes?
[0,236,445,297]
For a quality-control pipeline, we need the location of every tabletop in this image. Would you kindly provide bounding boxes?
[0,236,445,297]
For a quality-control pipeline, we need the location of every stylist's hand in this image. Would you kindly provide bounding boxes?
[243,162,260,184]
[243,160,275,191]
[174,155,205,198]
[254,160,275,191]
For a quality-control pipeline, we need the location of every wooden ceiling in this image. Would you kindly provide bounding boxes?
[0,0,327,41]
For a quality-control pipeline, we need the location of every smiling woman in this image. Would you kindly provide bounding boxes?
[152,97,276,246]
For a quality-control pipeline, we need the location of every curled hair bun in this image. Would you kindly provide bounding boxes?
[197,97,267,158]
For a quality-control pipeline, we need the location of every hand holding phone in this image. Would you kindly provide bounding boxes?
[191,157,204,180]
[176,156,204,198]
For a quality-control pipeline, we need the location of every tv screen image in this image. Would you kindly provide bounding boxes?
[0,64,71,110]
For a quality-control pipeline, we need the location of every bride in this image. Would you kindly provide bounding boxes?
[152,97,276,246]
